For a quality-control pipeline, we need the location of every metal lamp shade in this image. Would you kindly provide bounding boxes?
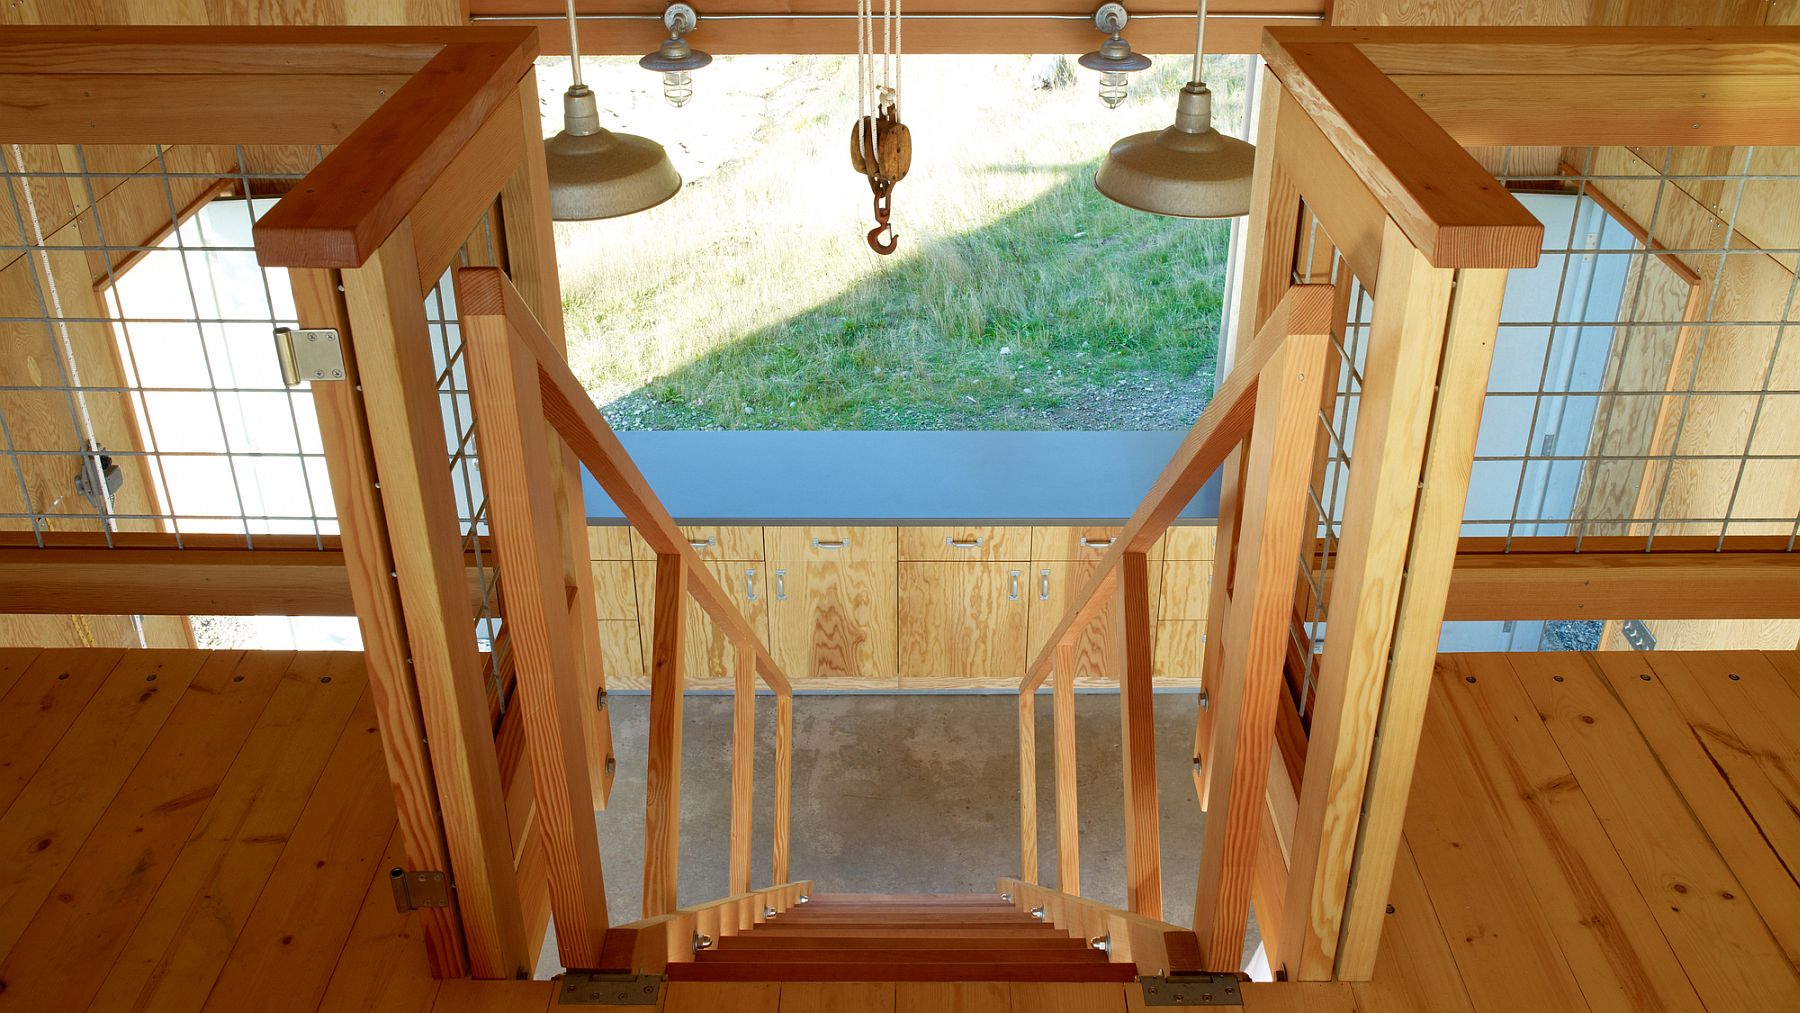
[1095,83,1255,219]
[545,85,682,222]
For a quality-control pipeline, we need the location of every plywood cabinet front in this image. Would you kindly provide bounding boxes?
[897,562,1028,682]
[633,558,769,683]
[766,527,897,684]
[1028,556,1163,683]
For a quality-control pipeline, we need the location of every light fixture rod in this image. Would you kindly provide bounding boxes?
[1191,0,1209,82]
[565,0,585,85]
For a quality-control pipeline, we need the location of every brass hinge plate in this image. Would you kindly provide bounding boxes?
[388,868,449,912]
[1139,973,1245,1006]
[274,327,346,385]
[557,971,663,1005]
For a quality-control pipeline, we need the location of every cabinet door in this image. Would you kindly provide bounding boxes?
[1160,558,1215,621]
[633,558,768,685]
[1028,558,1162,684]
[965,562,1028,680]
[1153,621,1207,685]
[766,528,897,684]
[597,619,646,690]
[898,563,961,679]
[898,562,1028,681]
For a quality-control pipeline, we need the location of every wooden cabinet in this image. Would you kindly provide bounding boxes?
[765,527,897,685]
[898,561,1029,682]
[633,557,768,684]
[1028,556,1164,685]
[898,526,1031,562]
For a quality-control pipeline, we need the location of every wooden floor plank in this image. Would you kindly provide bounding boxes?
[94,650,369,1013]
[1234,982,1361,1012]
[895,981,1009,1013]
[315,831,442,1013]
[0,648,42,699]
[0,647,125,812]
[1443,653,1705,1012]
[1013,983,1130,1012]
[1676,652,1800,807]
[0,649,288,1011]
[778,981,897,1011]
[1762,650,1800,702]
[1395,659,1588,1011]
[0,649,206,961]
[200,673,398,1013]
[1511,653,1800,1012]
[1600,652,1800,967]
[430,979,554,1013]
[664,981,781,1013]
[1350,837,1472,1013]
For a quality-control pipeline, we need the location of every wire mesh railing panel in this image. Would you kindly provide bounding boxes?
[1473,144,1800,553]
[1,142,332,550]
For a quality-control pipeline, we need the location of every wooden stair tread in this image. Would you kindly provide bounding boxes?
[745,926,1068,937]
[697,948,1109,963]
[717,936,1092,951]
[668,961,1139,983]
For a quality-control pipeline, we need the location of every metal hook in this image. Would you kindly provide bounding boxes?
[867,221,898,255]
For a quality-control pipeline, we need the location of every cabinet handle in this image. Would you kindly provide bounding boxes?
[811,537,850,550]
[945,536,984,549]
[775,569,787,601]
[1080,536,1116,549]
[1039,568,1051,601]
[744,568,757,602]
[688,536,716,550]
[1009,569,1022,601]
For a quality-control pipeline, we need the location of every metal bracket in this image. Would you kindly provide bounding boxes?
[274,327,346,385]
[388,868,450,912]
[1139,973,1245,1006]
[558,971,663,1006]
[1622,619,1657,651]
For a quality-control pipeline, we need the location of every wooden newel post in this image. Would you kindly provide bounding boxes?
[457,266,610,968]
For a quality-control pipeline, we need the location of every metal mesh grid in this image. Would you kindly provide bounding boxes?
[1471,144,1800,551]
[1,143,331,548]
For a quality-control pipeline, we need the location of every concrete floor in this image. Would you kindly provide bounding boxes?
[541,690,1259,972]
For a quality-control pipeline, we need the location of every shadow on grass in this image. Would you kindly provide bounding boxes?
[606,159,1231,431]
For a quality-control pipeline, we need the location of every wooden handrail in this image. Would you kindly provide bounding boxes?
[456,267,794,698]
[1018,284,1336,694]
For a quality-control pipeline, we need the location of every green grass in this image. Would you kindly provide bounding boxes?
[545,53,1245,430]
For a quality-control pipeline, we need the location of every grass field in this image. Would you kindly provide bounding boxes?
[543,53,1247,430]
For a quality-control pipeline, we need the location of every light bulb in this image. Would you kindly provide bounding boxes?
[1099,71,1129,109]
[663,70,693,107]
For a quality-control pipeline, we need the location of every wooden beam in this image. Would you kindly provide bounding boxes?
[254,29,538,269]
[339,221,528,978]
[729,644,756,897]
[1344,28,1800,78]
[1193,319,1329,971]
[1280,220,1454,981]
[1053,642,1081,897]
[1262,32,1543,270]
[0,26,517,75]
[290,267,469,979]
[1272,86,1384,289]
[0,73,408,144]
[1332,268,1508,980]
[409,101,524,293]
[1019,689,1039,886]
[460,269,610,968]
[1395,74,1800,147]
[773,692,794,887]
[1020,285,1335,693]
[644,552,688,917]
[1115,550,1162,919]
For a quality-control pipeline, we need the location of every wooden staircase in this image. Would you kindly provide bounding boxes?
[667,893,1152,983]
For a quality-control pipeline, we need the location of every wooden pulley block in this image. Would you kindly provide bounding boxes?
[848,110,912,183]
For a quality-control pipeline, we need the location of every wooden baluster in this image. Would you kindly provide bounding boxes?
[773,691,794,885]
[729,642,756,895]
[1115,550,1162,919]
[1053,641,1081,896]
[644,553,689,916]
[1019,688,1039,885]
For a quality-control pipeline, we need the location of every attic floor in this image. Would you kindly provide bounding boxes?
[0,648,1794,1011]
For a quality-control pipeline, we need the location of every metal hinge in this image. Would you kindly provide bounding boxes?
[1622,619,1657,651]
[388,868,450,912]
[1139,973,1245,1006]
[274,327,346,385]
[557,971,664,1005]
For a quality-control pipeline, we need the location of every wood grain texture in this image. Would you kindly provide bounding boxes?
[765,529,897,683]
[1193,324,1328,970]
[340,226,525,977]
[899,525,1032,562]
[644,552,689,917]
[0,72,406,144]
[1053,643,1081,896]
[730,644,756,896]
[1114,551,1162,919]
[461,273,609,966]
[1018,690,1039,885]
[774,692,793,886]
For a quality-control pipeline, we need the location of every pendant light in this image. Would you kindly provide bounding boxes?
[1093,0,1254,219]
[1078,5,1152,110]
[544,0,682,221]
[639,4,712,108]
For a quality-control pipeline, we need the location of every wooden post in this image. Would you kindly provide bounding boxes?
[496,72,614,811]
[1019,689,1039,885]
[773,691,794,885]
[292,268,471,978]
[1115,550,1163,919]
[643,552,688,916]
[1193,325,1330,970]
[1281,220,1458,981]
[460,268,610,968]
[1053,642,1081,896]
[1332,268,1509,979]
[729,642,756,896]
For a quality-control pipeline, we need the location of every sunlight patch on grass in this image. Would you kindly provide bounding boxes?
[543,53,1247,430]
